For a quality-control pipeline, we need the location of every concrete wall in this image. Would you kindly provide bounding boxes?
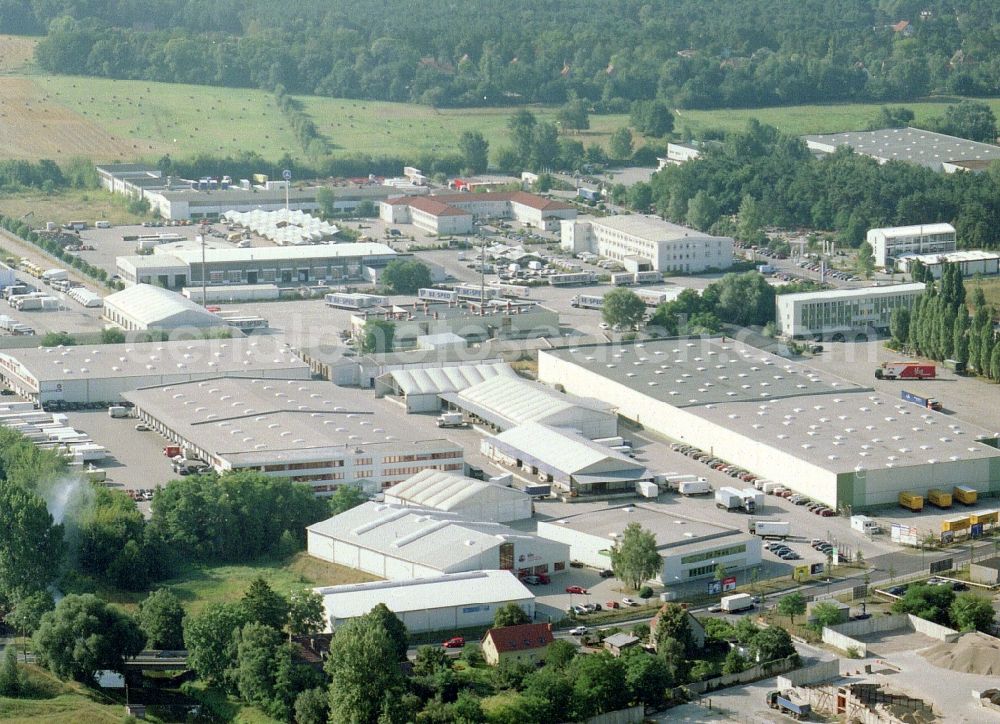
[685,655,798,695]
[777,658,841,687]
[581,705,645,724]
[822,613,960,655]
[907,613,961,642]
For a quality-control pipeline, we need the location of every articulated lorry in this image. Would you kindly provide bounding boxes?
[876,362,936,380]
[716,486,757,513]
[749,520,790,538]
[721,593,754,613]
[765,691,811,719]
[901,389,942,411]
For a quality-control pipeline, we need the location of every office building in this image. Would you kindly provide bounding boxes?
[775,283,925,340]
[896,250,1000,279]
[866,224,957,268]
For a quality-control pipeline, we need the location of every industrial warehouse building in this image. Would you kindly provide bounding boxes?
[306,501,570,579]
[122,377,464,494]
[444,374,617,437]
[804,128,1000,173]
[539,339,1000,510]
[384,469,533,523]
[866,223,957,269]
[560,215,733,273]
[481,422,650,496]
[103,284,224,331]
[116,242,398,290]
[376,362,515,412]
[381,191,577,233]
[775,283,925,340]
[536,503,762,586]
[350,300,559,349]
[0,338,309,404]
[896,250,1000,279]
[313,570,535,634]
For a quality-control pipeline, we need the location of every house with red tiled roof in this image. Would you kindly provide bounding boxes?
[481,622,554,666]
[380,191,576,234]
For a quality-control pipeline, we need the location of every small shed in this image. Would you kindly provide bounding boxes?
[603,632,641,656]
[970,556,1000,585]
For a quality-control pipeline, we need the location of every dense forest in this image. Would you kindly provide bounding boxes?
[10,0,999,108]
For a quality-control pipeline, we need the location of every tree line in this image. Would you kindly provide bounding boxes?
[24,1,1000,109]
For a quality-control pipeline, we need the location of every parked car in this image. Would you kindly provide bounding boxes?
[572,605,589,615]
[569,626,588,636]
[135,423,151,431]
[442,637,465,648]
[565,585,588,594]
[599,569,614,578]
[819,508,836,517]
[621,597,638,607]
[605,601,620,609]
[522,575,541,585]
[707,604,723,613]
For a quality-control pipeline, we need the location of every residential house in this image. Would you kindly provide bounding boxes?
[481,623,554,666]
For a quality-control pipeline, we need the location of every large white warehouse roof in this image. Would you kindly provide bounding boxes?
[385,362,515,396]
[451,374,612,429]
[104,284,222,329]
[384,469,532,520]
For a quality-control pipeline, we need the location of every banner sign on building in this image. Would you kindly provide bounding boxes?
[722,576,737,592]
[707,580,722,595]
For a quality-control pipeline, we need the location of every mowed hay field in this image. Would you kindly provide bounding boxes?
[0,34,36,73]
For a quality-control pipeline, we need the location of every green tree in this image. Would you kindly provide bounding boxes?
[381,259,432,294]
[748,626,795,663]
[653,603,694,655]
[0,480,64,603]
[622,649,671,707]
[412,644,451,676]
[493,602,531,628]
[654,635,686,683]
[703,617,736,641]
[315,188,335,217]
[288,589,325,637]
[856,241,875,278]
[522,666,573,723]
[294,687,330,724]
[233,622,284,711]
[568,651,629,720]
[184,602,248,686]
[777,592,807,623]
[722,648,748,675]
[891,583,955,625]
[627,182,653,212]
[40,331,76,347]
[609,128,634,160]
[737,195,764,241]
[629,100,674,138]
[866,106,914,130]
[809,602,845,630]
[951,593,995,632]
[326,610,407,724]
[360,319,395,353]
[5,590,54,638]
[33,594,144,683]
[531,122,560,170]
[890,307,911,346]
[608,522,662,590]
[0,645,22,697]
[138,589,185,650]
[686,190,720,231]
[507,110,538,166]
[458,131,490,174]
[100,327,126,344]
[601,288,646,330]
[543,639,577,669]
[557,98,590,132]
[702,271,776,327]
[940,100,998,143]
[241,577,288,631]
[368,603,409,661]
[328,484,365,516]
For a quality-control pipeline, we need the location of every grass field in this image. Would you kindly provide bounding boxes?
[0,188,149,227]
[0,35,36,74]
[970,276,1000,309]
[0,665,123,724]
[99,551,378,617]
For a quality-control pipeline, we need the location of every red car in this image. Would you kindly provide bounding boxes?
[604,601,620,609]
[442,636,465,648]
[565,585,587,594]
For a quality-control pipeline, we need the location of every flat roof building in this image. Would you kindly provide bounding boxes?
[103,284,223,331]
[539,338,1000,509]
[561,215,733,273]
[376,362,515,412]
[896,250,1000,279]
[866,223,957,269]
[0,337,309,404]
[123,378,464,494]
[117,242,398,290]
[307,501,570,579]
[481,422,650,496]
[313,570,534,634]
[804,128,1000,173]
[775,283,926,340]
[384,469,533,523]
[536,503,762,586]
[381,191,576,233]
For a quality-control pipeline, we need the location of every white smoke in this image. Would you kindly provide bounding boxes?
[39,475,95,526]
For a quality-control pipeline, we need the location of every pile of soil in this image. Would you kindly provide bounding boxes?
[921,632,1000,675]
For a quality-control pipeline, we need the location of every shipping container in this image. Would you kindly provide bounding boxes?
[721,593,753,613]
[900,389,942,411]
[550,272,597,286]
[898,491,924,511]
[941,516,970,532]
[678,479,711,496]
[953,486,978,506]
[927,488,953,508]
[418,287,458,303]
[851,515,879,534]
[570,293,605,309]
[749,520,790,538]
[970,510,998,526]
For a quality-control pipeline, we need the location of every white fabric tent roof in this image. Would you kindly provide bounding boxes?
[384,469,529,512]
[104,284,221,328]
[387,362,514,396]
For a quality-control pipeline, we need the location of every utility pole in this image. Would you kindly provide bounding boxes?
[200,233,207,306]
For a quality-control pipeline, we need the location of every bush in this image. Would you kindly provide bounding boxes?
[638,586,653,599]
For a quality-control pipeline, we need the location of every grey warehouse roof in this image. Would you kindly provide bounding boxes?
[384,469,530,511]
[386,362,515,396]
[104,284,222,328]
[158,242,396,265]
[452,374,613,429]
[803,127,1000,171]
[488,422,647,478]
[547,338,866,407]
[581,214,727,242]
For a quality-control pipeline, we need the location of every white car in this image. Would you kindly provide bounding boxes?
[621,597,638,607]
[599,322,610,330]
[569,626,588,636]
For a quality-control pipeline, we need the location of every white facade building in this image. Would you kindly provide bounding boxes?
[866,223,957,269]
[537,503,762,585]
[306,501,570,579]
[384,469,533,523]
[538,339,1000,510]
[103,284,223,331]
[561,215,733,273]
[896,250,1000,279]
[775,283,925,339]
[314,570,534,634]
[381,192,577,233]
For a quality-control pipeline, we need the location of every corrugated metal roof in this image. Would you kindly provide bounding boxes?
[103,284,221,327]
[488,423,644,477]
[384,469,530,511]
[457,375,610,428]
[388,362,515,395]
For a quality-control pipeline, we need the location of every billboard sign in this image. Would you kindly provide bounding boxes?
[810,562,826,576]
[707,580,722,595]
[971,523,984,539]
[891,523,918,546]
[929,558,953,574]
[722,576,737,592]
[940,530,954,544]
[793,565,810,582]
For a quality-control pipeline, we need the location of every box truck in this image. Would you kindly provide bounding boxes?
[927,488,953,508]
[436,412,466,428]
[107,406,129,418]
[748,520,790,538]
[678,479,711,496]
[765,691,810,719]
[716,486,745,511]
[720,593,754,613]
[901,389,942,411]
[635,480,659,498]
[742,488,764,510]
[875,362,936,380]
[953,486,977,506]
[851,515,879,534]
[762,481,783,495]
[898,491,924,512]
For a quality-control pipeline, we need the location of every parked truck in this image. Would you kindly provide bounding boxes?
[749,520,790,538]
[678,478,712,496]
[851,515,879,534]
[436,412,467,428]
[898,491,924,512]
[927,488,953,509]
[107,406,129,418]
[721,593,754,613]
[875,362,936,380]
[953,485,978,506]
[765,691,811,720]
[900,389,942,411]
[716,486,744,510]
[742,487,764,511]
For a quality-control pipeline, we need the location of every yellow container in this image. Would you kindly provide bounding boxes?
[898,491,924,511]
[927,489,953,509]
[970,510,998,526]
[941,516,971,532]
[953,486,978,506]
